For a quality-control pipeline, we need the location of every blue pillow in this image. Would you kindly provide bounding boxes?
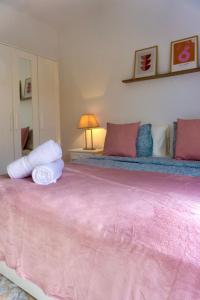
[136,124,153,157]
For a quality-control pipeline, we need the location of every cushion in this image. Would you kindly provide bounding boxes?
[151,125,168,157]
[172,121,177,157]
[136,124,153,157]
[103,122,140,157]
[21,127,29,150]
[175,119,200,160]
[25,129,33,150]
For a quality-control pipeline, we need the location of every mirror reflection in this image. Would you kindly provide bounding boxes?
[19,58,33,155]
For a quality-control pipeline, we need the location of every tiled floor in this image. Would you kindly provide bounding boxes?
[0,274,35,300]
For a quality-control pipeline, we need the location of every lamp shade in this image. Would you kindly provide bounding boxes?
[78,114,99,129]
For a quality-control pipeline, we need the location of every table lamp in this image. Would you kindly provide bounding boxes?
[78,114,99,150]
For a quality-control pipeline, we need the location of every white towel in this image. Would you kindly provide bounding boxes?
[32,159,64,185]
[7,140,62,179]
[27,140,62,166]
[7,156,33,179]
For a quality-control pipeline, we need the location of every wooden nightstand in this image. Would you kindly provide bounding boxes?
[68,148,103,161]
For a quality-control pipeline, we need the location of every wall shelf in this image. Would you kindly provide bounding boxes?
[122,67,200,83]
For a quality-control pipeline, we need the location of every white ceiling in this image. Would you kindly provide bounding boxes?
[0,0,199,31]
[0,0,107,30]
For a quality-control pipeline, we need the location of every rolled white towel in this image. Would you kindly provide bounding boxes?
[27,140,62,167]
[7,140,62,179]
[32,159,64,185]
[7,156,32,179]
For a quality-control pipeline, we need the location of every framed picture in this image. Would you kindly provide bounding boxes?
[170,36,198,72]
[19,80,23,100]
[23,77,32,100]
[134,46,158,78]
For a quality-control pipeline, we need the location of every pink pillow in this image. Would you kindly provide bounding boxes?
[103,122,140,157]
[175,119,200,160]
[21,127,29,150]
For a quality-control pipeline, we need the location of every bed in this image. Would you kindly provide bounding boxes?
[1,155,200,300]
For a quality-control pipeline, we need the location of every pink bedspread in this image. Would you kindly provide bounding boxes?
[1,163,200,300]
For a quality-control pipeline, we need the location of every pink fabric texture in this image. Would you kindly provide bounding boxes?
[175,118,200,160]
[21,127,29,149]
[1,164,200,300]
[103,122,140,157]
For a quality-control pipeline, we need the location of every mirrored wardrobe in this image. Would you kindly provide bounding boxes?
[19,58,33,155]
[13,50,40,159]
[0,45,60,174]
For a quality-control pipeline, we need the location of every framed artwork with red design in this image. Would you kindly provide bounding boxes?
[170,36,198,72]
[134,46,158,78]
[24,77,32,100]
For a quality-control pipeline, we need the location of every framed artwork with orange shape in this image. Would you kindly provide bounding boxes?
[170,36,198,72]
[134,46,158,79]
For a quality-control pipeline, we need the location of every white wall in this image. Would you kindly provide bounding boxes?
[0,3,59,59]
[59,0,200,159]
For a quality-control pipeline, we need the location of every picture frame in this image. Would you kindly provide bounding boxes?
[170,36,198,72]
[19,80,23,100]
[23,77,32,100]
[134,46,158,78]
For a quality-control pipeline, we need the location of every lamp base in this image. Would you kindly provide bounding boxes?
[83,147,96,151]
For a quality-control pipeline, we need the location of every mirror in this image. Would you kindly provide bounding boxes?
[18,58,33,155]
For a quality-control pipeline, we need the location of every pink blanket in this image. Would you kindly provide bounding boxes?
[1,163,200,300]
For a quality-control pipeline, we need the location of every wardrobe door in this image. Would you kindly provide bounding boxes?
[0,44,14,175]
[38,57,60,144]
[13,49,39,159]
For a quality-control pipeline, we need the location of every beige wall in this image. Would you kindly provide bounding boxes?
[59,0,200,159]
[0,3,59,60]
